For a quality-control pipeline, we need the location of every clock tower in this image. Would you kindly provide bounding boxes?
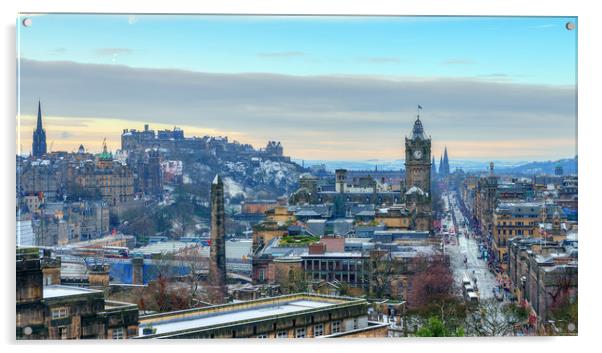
[404,114,432,197]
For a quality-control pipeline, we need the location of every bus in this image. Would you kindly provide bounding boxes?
[71,246,129,259]
[466,291,479,306]
[102,246,129,258]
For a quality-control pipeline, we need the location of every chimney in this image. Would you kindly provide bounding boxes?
[131,257,144,285]
[309,242,327,255]
[88,264,110,289]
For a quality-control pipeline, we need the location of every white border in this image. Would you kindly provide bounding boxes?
[2,1,600,353]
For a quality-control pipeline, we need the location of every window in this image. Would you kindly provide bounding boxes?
[256,334,268,338]
[332,321,341,333]
[353,318,359,330]
[295,327,306,338]
[57,326,68,340]
[51,307,69,319]
[112,327,124,339]
[314,324,324,337]
[277,330,288,338]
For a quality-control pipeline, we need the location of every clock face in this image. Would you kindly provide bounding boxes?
[413,150,423,159]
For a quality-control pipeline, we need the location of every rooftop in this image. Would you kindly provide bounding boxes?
[138,294,360,338]
[43,285,102,299]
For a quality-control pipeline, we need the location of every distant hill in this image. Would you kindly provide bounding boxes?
[297,157,578,176]
[496,157,578,175]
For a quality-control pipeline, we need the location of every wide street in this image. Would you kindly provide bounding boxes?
[441,191,498,300]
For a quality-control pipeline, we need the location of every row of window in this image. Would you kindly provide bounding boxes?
[51,307,69,319]
[305,259,362,271]
[496,221,538,226]
[497,229,534,236]
[256,321,342,338]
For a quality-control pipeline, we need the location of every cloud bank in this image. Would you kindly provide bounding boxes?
[18,59,577,160]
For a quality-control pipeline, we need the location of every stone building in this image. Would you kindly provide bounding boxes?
[403,114,433,231]
[290,170,401,207]
[404,115,432,196]
[135,293,385,339]
[16,248,139,340]
[133,148,164,197]
[18,159,65,202]
[492,202,567,270]
[69,143,134,206]
[507,236,578,330]
[473,162,499,235]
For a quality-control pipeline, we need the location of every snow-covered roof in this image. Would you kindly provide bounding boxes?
[138,298,337,336]
[44,285,101,299]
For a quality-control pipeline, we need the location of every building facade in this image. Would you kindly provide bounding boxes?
[136,294,381,339]
[16,248,139,340]
[403,114,433,231]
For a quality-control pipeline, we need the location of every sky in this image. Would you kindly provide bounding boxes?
[17,14,577,161]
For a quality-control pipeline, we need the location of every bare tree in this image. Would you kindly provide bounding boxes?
[175,245,210,308]
[275,266,308,294]
[407,254,454,310]
[365,249,400,299]
[465,298,528,336]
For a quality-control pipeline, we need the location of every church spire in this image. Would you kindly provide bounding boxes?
[36,100,43,130]
[32,100,47,158]
[443,146,450,176]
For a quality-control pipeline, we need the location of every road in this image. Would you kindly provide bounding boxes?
[441,191,498,300]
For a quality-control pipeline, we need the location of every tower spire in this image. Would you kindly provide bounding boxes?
[32,100,47,158]
[36,100,43,130]
[410,106,427,140]
[442,146,450,176]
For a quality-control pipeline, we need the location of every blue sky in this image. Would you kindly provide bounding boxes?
[19,15,576,85]
[17,15,577,161]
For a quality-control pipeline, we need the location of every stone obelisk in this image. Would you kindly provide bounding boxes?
[208,175,227,304]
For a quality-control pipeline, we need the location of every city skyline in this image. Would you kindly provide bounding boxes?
[18,15,577,161]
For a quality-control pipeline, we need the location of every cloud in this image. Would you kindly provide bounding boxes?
[257,51,304,58]
[94,48,134,56]
[441,58,476,65]
[18,59,576,160]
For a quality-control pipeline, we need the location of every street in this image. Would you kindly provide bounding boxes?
[441,191,498,300]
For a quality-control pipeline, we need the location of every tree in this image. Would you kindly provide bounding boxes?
[365,250,399,299]
[416,316,464,337]
[465,298,528,336]
[176,248,210,308]
[547,267,578,313]
[407,254,454,310]
[276,267,308,294]
[548,298,578,335]
[406,254,466,335]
